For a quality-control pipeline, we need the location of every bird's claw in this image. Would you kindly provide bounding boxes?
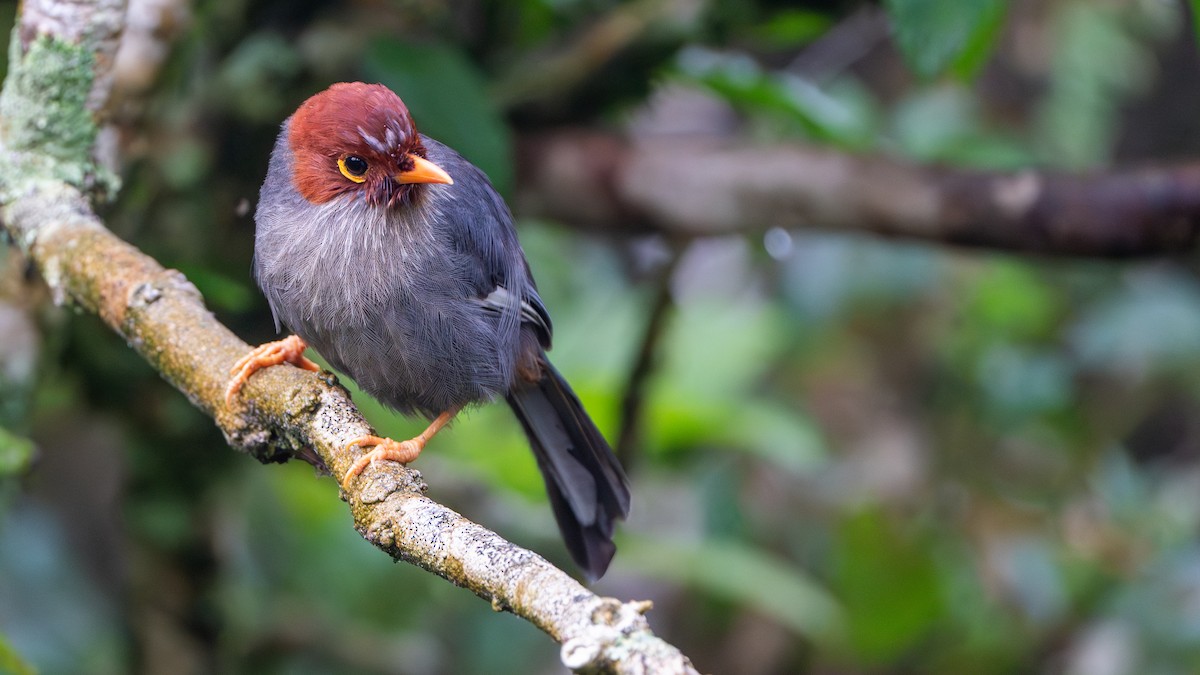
[341,435,425,490]
[225,335,320,407]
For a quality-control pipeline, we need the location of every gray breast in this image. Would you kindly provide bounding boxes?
[251,131,520,417]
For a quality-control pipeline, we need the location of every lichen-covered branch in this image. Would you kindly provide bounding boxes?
[517,131,1200,258]
[0,3,698,673]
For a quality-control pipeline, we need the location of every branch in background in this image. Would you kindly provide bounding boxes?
[517,131,1200,258]
[0,2,698,673]
[110,0,191,99]
[615,244,682,469]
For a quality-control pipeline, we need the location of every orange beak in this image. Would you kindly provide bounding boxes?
[396,155,453,185]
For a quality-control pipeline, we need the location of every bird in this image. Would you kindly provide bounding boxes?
[224,82,631,580]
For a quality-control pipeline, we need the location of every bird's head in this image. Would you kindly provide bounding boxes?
[286,82,453,209]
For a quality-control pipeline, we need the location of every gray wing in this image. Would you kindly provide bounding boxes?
[423,136,553,349]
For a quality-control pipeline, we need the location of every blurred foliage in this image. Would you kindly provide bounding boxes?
[884,0,1007,80]
[0,632,36,675]
[0,427,34,479]
[3,0,1200,674]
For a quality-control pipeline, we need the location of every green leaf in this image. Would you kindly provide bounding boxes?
[832,508,942,662]
[1034,2,1157,169]
[745,9,833,50]
[0,631,37,675]
[965,262,1060,341]
[890,84,1033,167]
[676,48,877,148]
[213,33,303,122]
[884,0,1008,79]
[1191,1,1200,53]
[635,293,829,472]
[1071,269,1200,372]
[364,40,514,196]
[0,427,34,478]
[175,265,255,312]
[622,535,845,642]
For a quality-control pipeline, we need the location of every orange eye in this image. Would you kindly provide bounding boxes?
[338,155,368,182]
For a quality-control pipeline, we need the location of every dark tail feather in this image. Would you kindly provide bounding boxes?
[507,362,631,580]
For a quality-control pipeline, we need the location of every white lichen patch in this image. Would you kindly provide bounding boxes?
[993,171,1042,219]
[0,30,118,199]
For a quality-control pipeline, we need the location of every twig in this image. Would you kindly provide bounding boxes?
[615,243,683,469]
[787,6,889,82]
[0,2,698,673]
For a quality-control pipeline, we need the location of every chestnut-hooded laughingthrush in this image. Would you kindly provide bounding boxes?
[225,82,631,580]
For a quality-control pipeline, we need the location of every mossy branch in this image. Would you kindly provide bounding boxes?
[0,2,698,673]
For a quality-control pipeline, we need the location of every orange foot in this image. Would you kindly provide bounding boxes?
[341,409,456,489]
[225,335,320,406]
